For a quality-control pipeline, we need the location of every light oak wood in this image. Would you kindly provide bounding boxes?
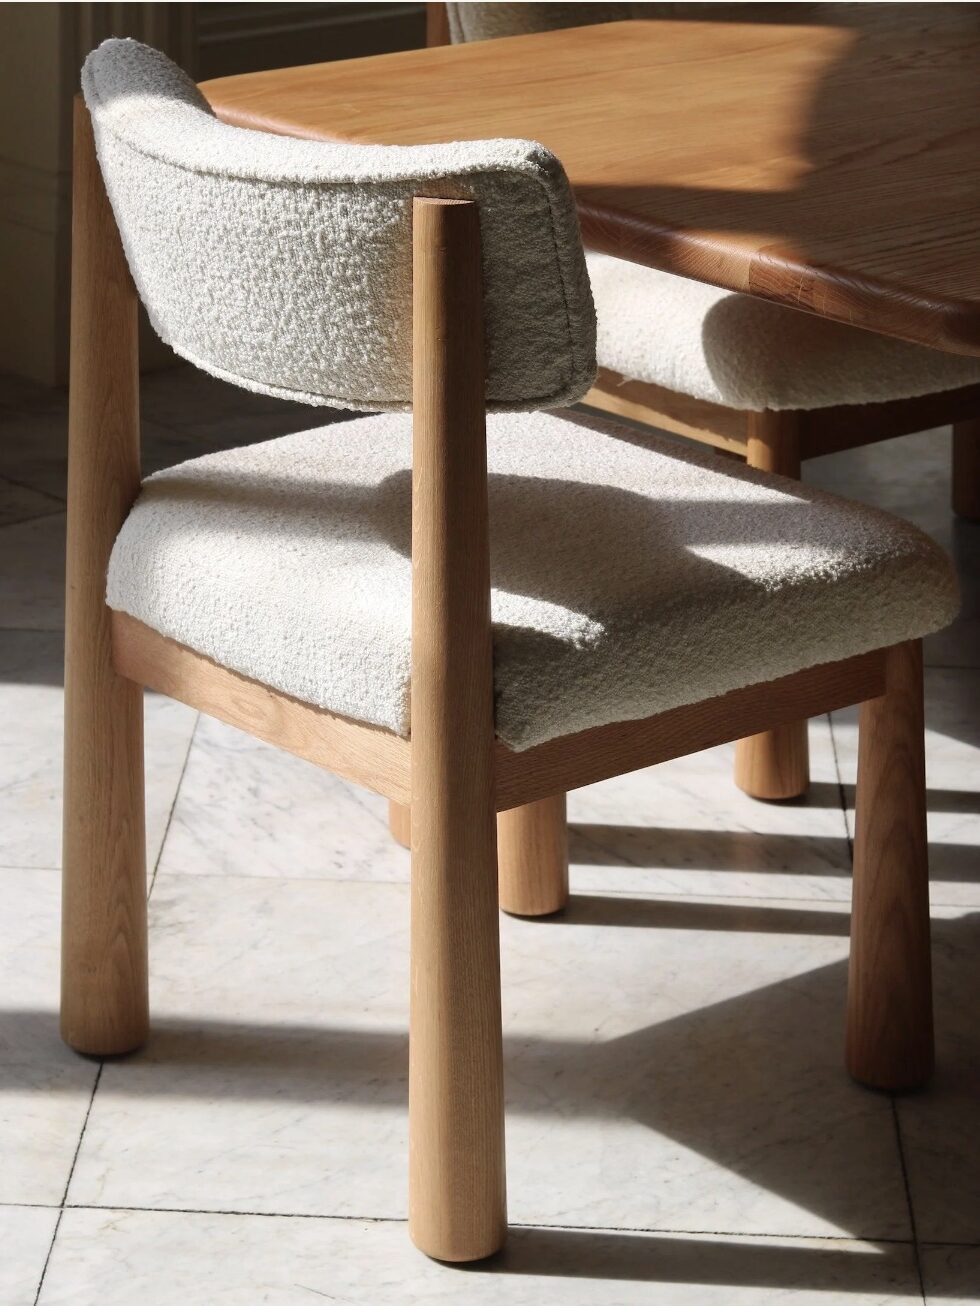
[115,609,883,819]
[61,99,149,1057]
[583,370,749,455]
[390,797,569,918]
[951,420,980,520]
[734,411,810,801]
[201,12,980,355]
[847,640,932,1091]
[113,612,412,806]
[497,795,569,917]
[389,799,411,848]
[495,650,884,813]
[407,197,506,1262]
[585,371,980,468]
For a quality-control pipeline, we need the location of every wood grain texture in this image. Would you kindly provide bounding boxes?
[408,197,506,1262]
[115,609,888,824]
[201,11,980,354]
[497,794,569,917]
[800,383,980,462]
[734,411,810,801]
[112,612,412,805]
[389,797,570,918]
[583,370,749,454]
[389,799,412,847]
[951,419,980,521]
[585,374,980,464]
[847,640,933,1091]
[61,99,149,1057]
[495,650,884,813]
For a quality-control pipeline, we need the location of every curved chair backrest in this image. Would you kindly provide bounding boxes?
[81,39,596,413]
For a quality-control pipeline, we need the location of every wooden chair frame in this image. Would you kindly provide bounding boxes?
[63,98,935,1263]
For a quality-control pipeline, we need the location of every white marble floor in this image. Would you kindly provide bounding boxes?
[1,368,977,1304]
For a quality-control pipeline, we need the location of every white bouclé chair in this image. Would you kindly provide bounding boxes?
[65,38,957,1263]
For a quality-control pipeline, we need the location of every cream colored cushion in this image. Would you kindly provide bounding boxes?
[82,39,596,414]
[107,411,957,752]
[588,252,980,411]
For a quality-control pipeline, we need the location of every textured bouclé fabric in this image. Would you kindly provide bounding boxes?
[587,253,980,411]
[81,39,596,412]
[107,411,958,751]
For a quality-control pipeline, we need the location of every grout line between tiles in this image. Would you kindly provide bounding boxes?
[45,1201,928,1247]
[148,712,201,898]
[32,1063,104,1305]
[827,710,855,863]
[0,473,67,508]
[31,1208,63,1306]
[891,1097,928,1304]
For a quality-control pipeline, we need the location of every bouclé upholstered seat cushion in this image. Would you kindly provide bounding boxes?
[107,411,958,751]
[587,252,980,411]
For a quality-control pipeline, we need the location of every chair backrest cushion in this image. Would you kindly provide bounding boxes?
[81,39,596,412]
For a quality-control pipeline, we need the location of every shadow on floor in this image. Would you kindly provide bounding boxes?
[8,909,978,1288]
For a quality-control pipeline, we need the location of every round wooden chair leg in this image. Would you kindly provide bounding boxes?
[734,722,810,800]
[498,794,569,917]
[847,640,933,1092]
[389,800,411,848]
[62,670,148,1057]
[61,98,148,1058]
[409,795,506,1262]
[408,196,505,1263]
[952,420,980,520]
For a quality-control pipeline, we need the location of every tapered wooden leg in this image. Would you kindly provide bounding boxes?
[389,800,411,848]
[847,640,933,1091]
[498,795,569,916]
[952,420,980,520]
[734,410,810,799]
[391,797,570,918]
[408,197,505,1262]
[61,99,148,1057]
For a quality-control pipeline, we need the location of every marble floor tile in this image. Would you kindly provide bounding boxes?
[895,905,980,1245]
[0,1203,60,1304]
[567,716,854,902]
[158,716,849,898]
[0,475,63,529]
[0,511,66,631]
[38,1208,923,1306]
[155,715,405,882]
[70,875,911,1239]
[919,1243,980,1303]
[0,870,100,1205]
[831,667,980,908]
[0,630,198,872]
[0,398,70,502]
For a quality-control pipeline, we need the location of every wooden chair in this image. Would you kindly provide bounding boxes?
[65,39,956,1263]
[430,0,980,808]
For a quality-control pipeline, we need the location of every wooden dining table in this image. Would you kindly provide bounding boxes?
[200,10,980,359]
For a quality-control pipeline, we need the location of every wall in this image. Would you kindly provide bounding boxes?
[0,2,425,386]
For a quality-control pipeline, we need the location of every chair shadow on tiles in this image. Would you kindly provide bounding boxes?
[8,910,976,1291]
[568,824,980,890]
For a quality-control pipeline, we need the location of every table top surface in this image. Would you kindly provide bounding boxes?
[201,12,980,356]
